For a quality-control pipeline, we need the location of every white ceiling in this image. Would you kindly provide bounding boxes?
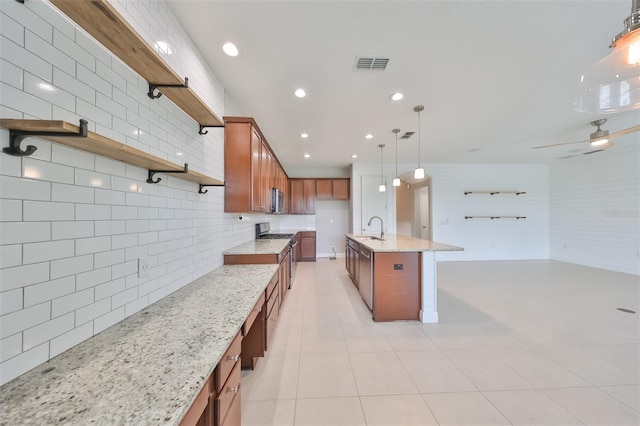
[168,0,639,171]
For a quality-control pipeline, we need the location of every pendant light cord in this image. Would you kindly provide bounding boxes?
[414,105,424,168]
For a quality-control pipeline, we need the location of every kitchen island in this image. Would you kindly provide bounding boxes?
[0,264,279,425]
[345,234,463,323]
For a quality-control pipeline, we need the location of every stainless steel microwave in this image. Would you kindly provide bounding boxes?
[272,188,285,214]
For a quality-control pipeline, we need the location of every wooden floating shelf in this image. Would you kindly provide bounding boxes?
[464,216,526,219]
[0,119,224,189]
[464,191,526,195]
[49,0,223,130]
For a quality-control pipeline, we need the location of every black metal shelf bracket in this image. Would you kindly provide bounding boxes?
[464,216,527,220]
[198,124,225,135]
[198,183,225,194]
[3,119,88,157]
[148,77,189,99]
[147,163,188,184]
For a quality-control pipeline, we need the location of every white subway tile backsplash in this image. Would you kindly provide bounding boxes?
[0,149,22,177]
[51,183,94,204]
[95,156,126,177]
[0,342,48,385]
[51,144,95,170]
[75,169,111,189]
[75,298,110,326]
[95,60,125,91]
[124,295,148,317]
[0,221,50,245]
[22,157,74,184]
[24,276,75,308]
[94,249,124,269]
[1,33,52,83]
[76,98,113,129]
[111,176,139,193]
[112,260,137,280]
[0,12,24,47]
[0,175,51,201]
[126,219,149,234]
[0,333,22,363]
[23,201,73,222]
[94,306,124,334]
[26,0,75,40]
[25,29,75,76]
[76,267,111,291]
[94,220,125,236]
[125,245,148,262]
[50,254,93,280]
[51,221,94,240]
[96,92,126,121]
[52,67,94,104]
[0,245,22,268]
[137,207,159,220]
[51,288,93,318]
[125,192,149,207]
[49,322,92,358]
[23,72,75,116]
[23,239,74,264]
[95,277,125,301]
[3,0,52,42]
[112,233,137,250]
[0,58,24,90]
[0,81,51,119]
[52,29,95,73]
[75,204,111,221]
[112,86,139,113]
[111,287,137,309]
[0,288,23,315]
[137,279,158,297]
[95,189,125,206]
[111,206,137,220]
[0,302,50,339]
[0,262,49,292]
[77,64,111,98]
[0,199,22,222]
[74,30,112,68]
[23,312,74,351]
[75,236,111,256]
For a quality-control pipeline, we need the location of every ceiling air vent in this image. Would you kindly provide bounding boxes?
[400,131,415,139]
[354,56,390,71]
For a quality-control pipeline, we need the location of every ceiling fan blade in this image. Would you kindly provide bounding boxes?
[531,139,588,150]
[608,125,640,139]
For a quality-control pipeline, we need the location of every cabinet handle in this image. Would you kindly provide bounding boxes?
[228,354,240,362]
[228,386,239,394]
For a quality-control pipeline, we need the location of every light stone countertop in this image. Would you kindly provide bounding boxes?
[346,233,464,252]
[0,264,279,426]
[223,238,290,255]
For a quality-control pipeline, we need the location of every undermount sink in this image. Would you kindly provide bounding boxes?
[356,235,384,241]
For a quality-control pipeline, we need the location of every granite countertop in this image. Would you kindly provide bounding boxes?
[346,233,464,252]
[0,264,279,426]
[223,239,290,255]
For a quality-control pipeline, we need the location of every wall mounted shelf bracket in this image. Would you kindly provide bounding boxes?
[464,216,527,220]
[198,183,225,194]
[198,124,224,135]
[147,163,188,184]
[148,77,189,99]
[3,119,88,157]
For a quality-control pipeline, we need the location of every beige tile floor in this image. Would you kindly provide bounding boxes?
[241,259,639,425]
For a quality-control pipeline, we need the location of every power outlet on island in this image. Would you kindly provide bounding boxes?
[138,258,150,278]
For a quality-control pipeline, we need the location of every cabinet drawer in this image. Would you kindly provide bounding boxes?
[219,389,241,426]
[242,293,265,336]
[179,375,213,426]
[214,331,241,394]
[298,231,315,238]
[266,272,278,300]
[266,286,279,318]
[265,294,280,349]
[215,361,241,426]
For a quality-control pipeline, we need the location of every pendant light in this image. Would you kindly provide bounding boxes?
[575,0,640,113]
[413,105,425,180]
[392,128,401,187]
[378,144,386,192]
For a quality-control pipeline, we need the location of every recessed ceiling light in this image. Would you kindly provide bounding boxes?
[222,42,240,57]
[300,133,309,139]
[304,153,310,158]
[365,134,373,139]
[295,88,306,98]
[390,92,404,101]
[351,154,358,158]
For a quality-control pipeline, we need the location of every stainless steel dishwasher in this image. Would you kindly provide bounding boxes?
[359,246,373,310]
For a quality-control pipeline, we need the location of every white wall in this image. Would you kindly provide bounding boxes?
[315,200,349,258]
[350,163,550,261]
[0,0,268,385]
[549,145,640,275]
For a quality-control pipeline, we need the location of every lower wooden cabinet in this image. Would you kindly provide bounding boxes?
[215,362,241,426]
[298,231,316,262]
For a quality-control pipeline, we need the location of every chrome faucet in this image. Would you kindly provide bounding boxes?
[367,216,384,240]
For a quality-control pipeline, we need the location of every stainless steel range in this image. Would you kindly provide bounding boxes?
[255,223,297,287]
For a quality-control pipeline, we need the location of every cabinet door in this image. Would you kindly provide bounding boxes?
[300,234,316,261]
[316,179,332,200]
[260,142,272,213]
[250,129,262,212]
[332,179,350,200]
[289,179,304,214]
[303,179,316,214]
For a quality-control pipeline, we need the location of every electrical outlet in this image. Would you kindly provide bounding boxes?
[138,258,150,278]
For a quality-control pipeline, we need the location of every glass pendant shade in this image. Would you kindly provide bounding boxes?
[414,167,425,180]
[392,177,401,187]
[379,184,386,192]
[575,2,640,113]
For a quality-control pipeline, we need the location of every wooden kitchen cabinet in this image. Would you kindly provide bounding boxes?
[316,179,350,201]
[372,252,420,321]
[298,231,316,261]
[224,117,288,213]
[289,179,316,214]
[345,237,360,286]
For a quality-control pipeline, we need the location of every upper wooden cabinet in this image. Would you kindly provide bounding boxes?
[224,117,287,213]
[316,179,350,201]
[289,179,316,214]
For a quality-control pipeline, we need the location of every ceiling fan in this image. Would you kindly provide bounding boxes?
[532,119,640,154]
